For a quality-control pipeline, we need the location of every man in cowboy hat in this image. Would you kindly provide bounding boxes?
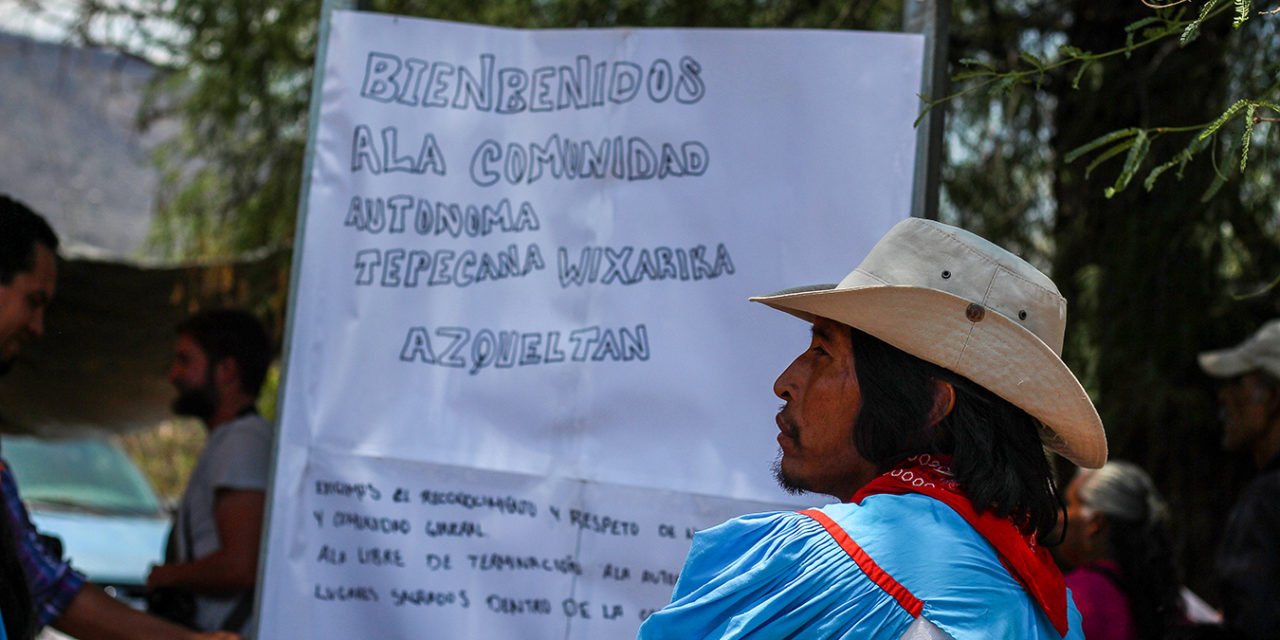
[1198,320,1280,638]
[638,218,1104,639]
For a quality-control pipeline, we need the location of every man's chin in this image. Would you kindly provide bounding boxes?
[771,453,809,496]
[171,396,215,421]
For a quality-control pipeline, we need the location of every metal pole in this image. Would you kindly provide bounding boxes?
[904,0,950,220]
[251,0,355,635]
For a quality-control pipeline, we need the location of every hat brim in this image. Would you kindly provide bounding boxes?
[751,284,1107,469]
[1197,348,1252,378]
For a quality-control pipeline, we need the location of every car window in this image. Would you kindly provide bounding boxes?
[4,436,163,516]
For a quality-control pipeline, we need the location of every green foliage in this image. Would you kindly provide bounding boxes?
[1104,129,1150,198]
[1142,134,1210,191]
[943,0,1280,204]
[1201,98,1251,140]
[258,363,281,422]
[1233,0,1253,28]
[1064,128,1143,164]
[1181,0,1223,45]
[141,0,319,259]
[1064,96,1280,201]
[1240,103,1257,170]
[945,0,1279,600]
[118,421,207,501]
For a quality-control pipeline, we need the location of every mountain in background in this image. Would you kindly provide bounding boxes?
[0,30,166,259]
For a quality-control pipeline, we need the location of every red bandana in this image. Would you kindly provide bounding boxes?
[850,454,1069,637]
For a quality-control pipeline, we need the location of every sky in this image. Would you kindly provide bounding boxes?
[0,0,178,63]
[0,0,75,42]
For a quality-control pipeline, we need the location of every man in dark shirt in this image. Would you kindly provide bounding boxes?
[1198,319,1280,638]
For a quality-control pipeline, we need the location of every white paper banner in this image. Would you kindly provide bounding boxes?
[260,12,922,639]
[277,448,783,639]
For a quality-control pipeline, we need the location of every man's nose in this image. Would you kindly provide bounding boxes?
[774,357,801,400]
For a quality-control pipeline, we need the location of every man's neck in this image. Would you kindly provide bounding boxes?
[206,397,256,431]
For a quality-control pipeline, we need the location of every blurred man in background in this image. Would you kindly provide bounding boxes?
[145,309,272,635]
[0,194,239,640]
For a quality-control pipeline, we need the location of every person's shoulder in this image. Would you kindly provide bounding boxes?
[201,414,274,484]
[1064,565,1125,601]
[690,509,826,551]
[702,499,982,593]
[681,508,856,583]
[211,414,273,449]
[698,503,895,554]
[1234,468,1280,513]
[1249,466,1280,491]
[821,493,978,544]
[643,507,914,639]
[809,494,1005,582]
[231,412,272,434]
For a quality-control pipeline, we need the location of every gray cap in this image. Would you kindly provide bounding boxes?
[1198,319,1280,379]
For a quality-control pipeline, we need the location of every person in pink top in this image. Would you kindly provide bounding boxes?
[1054,461,1185,640]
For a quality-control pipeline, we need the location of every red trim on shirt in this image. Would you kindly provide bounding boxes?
[851,454,1069,637]
[799,508,924,618]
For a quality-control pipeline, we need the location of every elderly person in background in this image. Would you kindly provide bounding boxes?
[1054,461,1191,639]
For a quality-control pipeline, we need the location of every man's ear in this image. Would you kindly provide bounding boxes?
[1085,511,1109,539]
[926,379,956,427]
[1261,379,1280,410]
[214,357,241,389]
[1247,376,1280,419]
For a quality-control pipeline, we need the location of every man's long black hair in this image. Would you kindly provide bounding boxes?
[849,328,1065,543]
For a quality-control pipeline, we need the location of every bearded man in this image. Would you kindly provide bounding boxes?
[145,309,273,635]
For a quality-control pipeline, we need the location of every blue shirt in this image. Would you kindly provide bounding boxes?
[1,458,87,628]
[638,493,1082,639]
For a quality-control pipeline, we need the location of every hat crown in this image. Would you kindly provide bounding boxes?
[1199,318,1280,379]
[838,218,1068,354]
[1246,320,1280,357]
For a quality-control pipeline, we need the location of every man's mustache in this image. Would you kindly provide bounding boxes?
[776,406,798,438]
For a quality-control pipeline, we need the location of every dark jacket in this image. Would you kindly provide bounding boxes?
[1215,455,1280,638]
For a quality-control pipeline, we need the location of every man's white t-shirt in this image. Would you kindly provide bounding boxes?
[174,412,272,634]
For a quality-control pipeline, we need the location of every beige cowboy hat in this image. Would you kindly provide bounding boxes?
[751,217,1107,469]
